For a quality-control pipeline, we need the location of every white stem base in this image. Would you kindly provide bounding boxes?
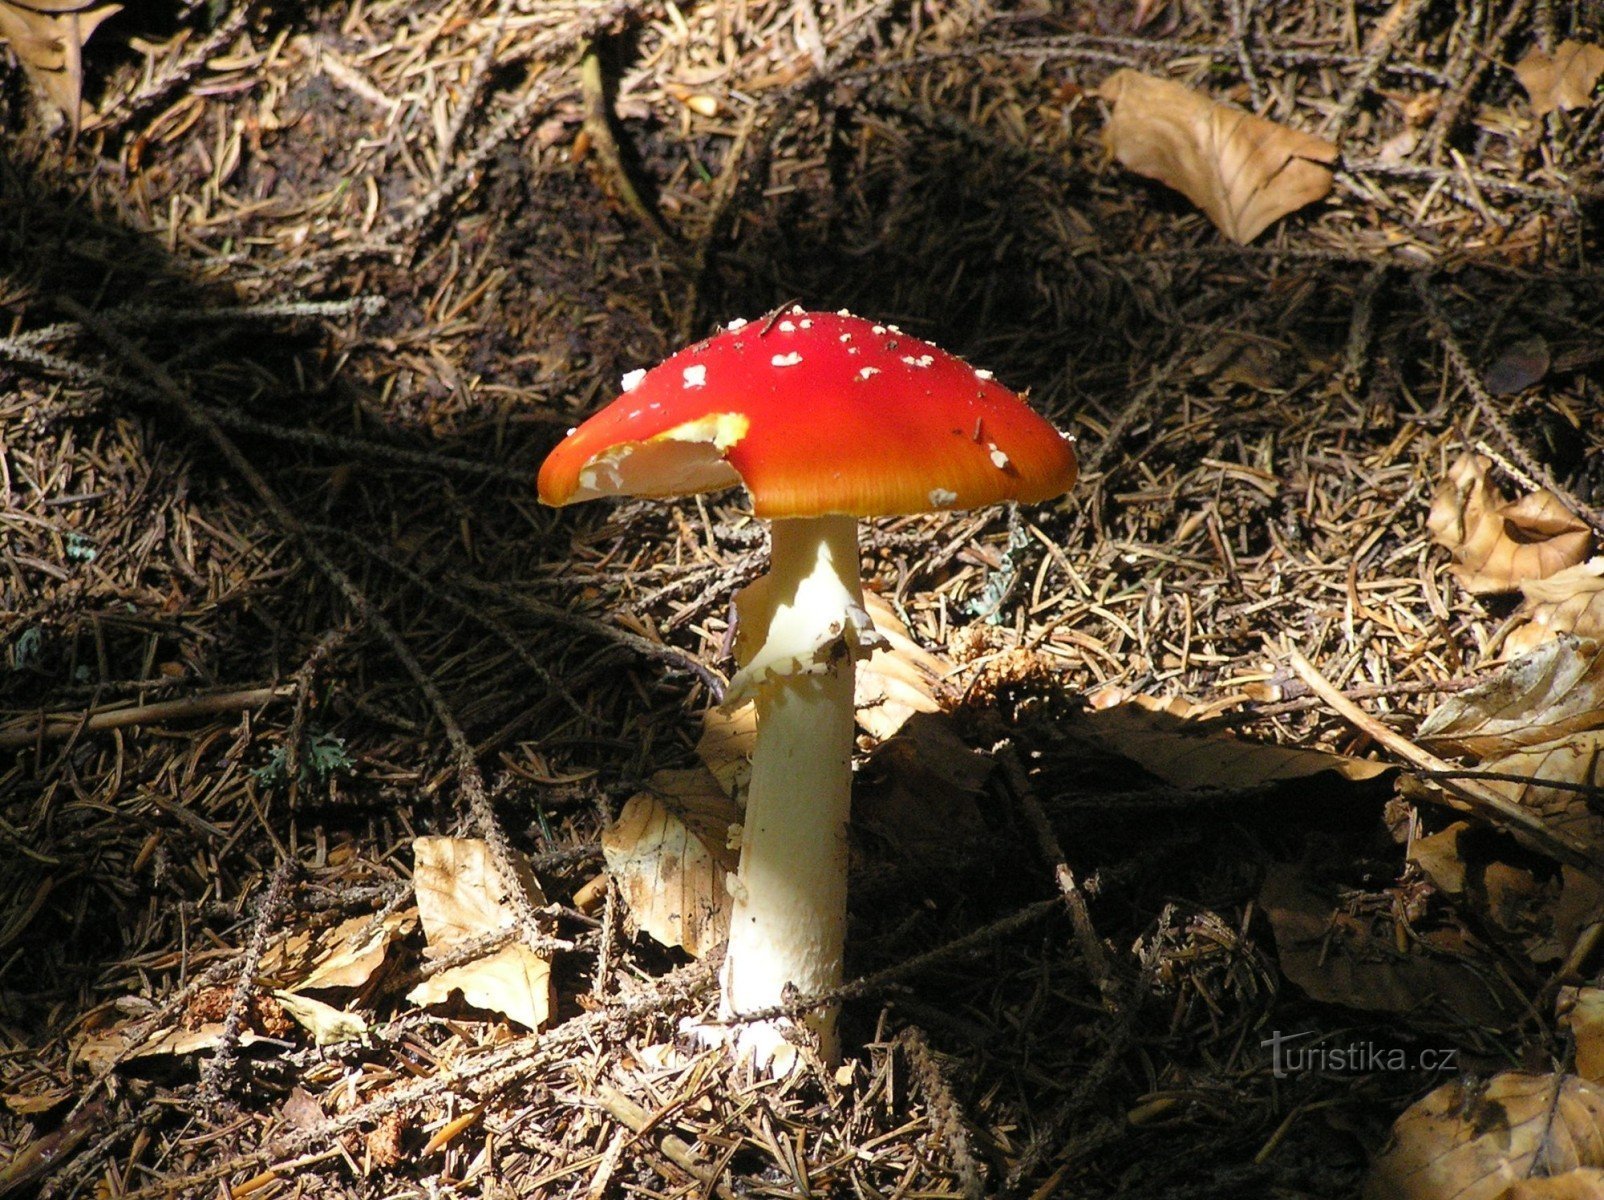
[711,514,866,1070]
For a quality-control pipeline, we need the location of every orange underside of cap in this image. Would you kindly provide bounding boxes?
[537,312,1077,518]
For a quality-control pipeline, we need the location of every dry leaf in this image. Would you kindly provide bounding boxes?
[1474,731,1604,854]
[280,1086,325,1132]
[1506,560,1604,659]
[1427,453,1592,595]
[1504,1170,1604,1200]
[1515,40,1604,117]
[1260,864,1512,1026]
[271,990,369,1045]
[1098,69,1338,243]
[0,0,122,129]
[1365,1073,1604,1200]
[74,1023,268,1072]
[1560,987,1604,1085]
[406,836,553,1030]
[602,767,739,957]
[856,591,950,741]
[1485,335,1552,396]
[697,704,756,797]
[1083,701,1393,788]
[858,712,992,863]
[1409,822,1472,896]
[1409,822,1604,965]
[261,909,414,991]
[408,943,551,1030]
[1416,637,1604,759]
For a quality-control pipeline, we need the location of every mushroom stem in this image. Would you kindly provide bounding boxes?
[720,514,867,1066]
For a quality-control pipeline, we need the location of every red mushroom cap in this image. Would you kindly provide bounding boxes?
[537,309,1077,519]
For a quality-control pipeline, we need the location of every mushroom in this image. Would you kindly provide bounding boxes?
[538,308,1077,1067]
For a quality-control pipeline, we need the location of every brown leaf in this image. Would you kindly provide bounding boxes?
[1560,988,1604,1086]
[696,592,952,795]
[1485,335,1553,396]
[270,990,369,1045]
[1474,731,1604,854]
[1515,40,1604,117]
[1364,1073,1604,1200]
[1084,700,1393,788]
[1427,453,1592,595]
[602,767,739,958]
[1260,864,1512,1026]
[1416,637,1604,759]
[406,836,552,1030]
[1506,560,1604,659]
[1504,1169,1604,1200]
[78,1022,270,1069]
[1098,69,1338,244]
[1409,822,1604,966]
[408,942,551,1030]
[0,0,122,130]
[697,704,755,797]
[280,1086,326,1132]
[856,591,950,741]
[261,909,414,991]
[1409,821,1473,895]
[858,712,992,863]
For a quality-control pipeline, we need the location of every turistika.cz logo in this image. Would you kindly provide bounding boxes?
[1260,1030,1459,1078]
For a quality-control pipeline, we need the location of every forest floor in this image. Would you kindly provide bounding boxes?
[3,1,1604,1197]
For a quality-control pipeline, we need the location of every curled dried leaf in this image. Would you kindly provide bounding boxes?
[1416,637,1604,759]
[696,591,951,797]
[1473,730,1604,855]
[1560,987,1604,1085]
[1515,40,1604,117]
[1097,69,1338,244]
[407,836,552,1030]
[1506,559,1604,659]
[856,591,950,741]
[1365,1073,1604,1200]
[1427,453,1592,595]
[1409,823,1604,966]
[697,704,756,797]
[0,0,122,130]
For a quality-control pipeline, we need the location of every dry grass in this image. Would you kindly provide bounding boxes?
[2,0,1602,1196]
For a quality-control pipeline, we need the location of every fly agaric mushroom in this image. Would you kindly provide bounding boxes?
[538,308,1077,1068]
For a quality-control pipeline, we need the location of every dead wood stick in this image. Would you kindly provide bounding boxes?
[1283,645,1604,878]
[198,858,298,1108]
[895,1027,986,1200]
[593,1084,736,1200]
[1320,0,1430,139]
[0,685,293,749]
[995,742,1113,997]
[579,42,678,246]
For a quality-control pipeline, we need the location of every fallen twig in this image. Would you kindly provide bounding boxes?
[0,686,293,749]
